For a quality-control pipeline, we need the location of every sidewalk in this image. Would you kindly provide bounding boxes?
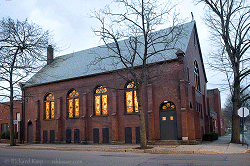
[0,134,249,154]
[174,134,249,154]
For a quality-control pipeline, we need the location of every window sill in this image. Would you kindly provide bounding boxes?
[67,117,80,119]
[92,115,109,117]
[43,119,55,121]
[125,112,139,115]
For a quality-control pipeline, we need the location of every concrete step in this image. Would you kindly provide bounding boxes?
[148,140,199,145]
[148,140,181,145]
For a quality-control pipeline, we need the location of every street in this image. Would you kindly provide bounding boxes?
[0,148,249,166]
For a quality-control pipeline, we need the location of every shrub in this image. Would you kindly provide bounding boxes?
[212,132,219,140]
[1,131,18,139]
[202,132,219,141]
[1,132,5,139]
[1,131,10,139]
[4,131,10,139]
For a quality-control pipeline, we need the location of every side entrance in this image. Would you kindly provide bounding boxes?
[160,101,177,140]
[27,121,33,143]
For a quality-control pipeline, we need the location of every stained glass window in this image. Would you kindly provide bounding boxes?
[161,101,175,110]
[67,89,79,118]
[44,93,55,119]
[75,98,79,117]
[51,101,55,119]
[125,81,139,113]
[126,91,133,113]
[102,94,108,115]
[194,61,200,91]
[95,95,101,115]
[45,102,50,119]
[94,86,108,115]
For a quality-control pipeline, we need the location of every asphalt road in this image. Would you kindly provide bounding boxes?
[0,148,250,166]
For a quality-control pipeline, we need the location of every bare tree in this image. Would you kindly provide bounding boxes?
[0,17,53,146]
[92,0,184,148]
[222,95,233,128]
[223,91,250,131]
[196,0,250,143]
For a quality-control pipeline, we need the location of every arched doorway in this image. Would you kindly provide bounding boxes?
[27,121,33,143]
[160,101,177,140]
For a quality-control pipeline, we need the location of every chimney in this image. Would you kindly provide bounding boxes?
[47,45,54,65]
[175,49,185,64]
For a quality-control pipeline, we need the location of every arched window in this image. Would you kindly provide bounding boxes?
[194,61,200,91]
[67,89,79,118]
[161,101,176,110]
[44,93,55,119]
[125,81,138,114]
[94,85,108,115]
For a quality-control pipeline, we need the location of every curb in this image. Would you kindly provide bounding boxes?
[0,145,244,154]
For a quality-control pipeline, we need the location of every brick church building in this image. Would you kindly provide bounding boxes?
[19,21,224,144]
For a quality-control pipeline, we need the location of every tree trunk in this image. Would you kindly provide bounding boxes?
[231,63,241,143]
[137,83,147,148]
[9,50,18,146]
[231,114,240,143]
[9,75,15,146]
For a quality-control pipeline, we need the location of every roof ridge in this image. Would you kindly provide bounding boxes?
[55,21,194,59]
[25,21,195,86]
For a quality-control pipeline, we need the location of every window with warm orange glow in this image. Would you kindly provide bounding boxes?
[94,86,108,115]
[125,81,138,114]
[161,101,175,110]
[67,89,79,118]
[44,93,55,119]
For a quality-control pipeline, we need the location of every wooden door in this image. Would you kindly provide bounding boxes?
[125,127,132,143]
[93,128,99,143]
[74,129,80,143]
[27,122,33,143]
[102,128,109,144]
[43,130,47,143]
[50,130,55,143]
[66,129,71,143]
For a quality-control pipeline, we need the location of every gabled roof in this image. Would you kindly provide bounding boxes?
[25,21,195,87]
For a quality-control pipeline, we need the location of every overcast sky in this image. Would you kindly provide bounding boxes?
[0,0,228,106]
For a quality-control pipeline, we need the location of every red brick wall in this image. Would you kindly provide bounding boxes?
[182,25,208,139]
[22,25,215,143]
[207,89,225,136]
[23,59,187,143]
